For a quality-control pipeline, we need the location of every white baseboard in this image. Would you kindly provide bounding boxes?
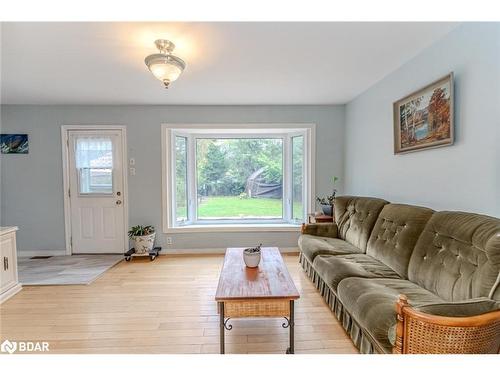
[0,283,22,304]
[17,249,67,258]
[163,247,299,255]
[17,248,299,256]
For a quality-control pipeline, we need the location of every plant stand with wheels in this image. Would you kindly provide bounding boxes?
[124,246,162,262]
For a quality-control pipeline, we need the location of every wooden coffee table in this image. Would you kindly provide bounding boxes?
[215,247,300,354]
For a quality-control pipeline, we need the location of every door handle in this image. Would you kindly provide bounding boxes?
[3,257,8,271]
[116,200,122,205]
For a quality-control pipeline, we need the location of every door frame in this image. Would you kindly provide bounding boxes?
[61,125,129,255]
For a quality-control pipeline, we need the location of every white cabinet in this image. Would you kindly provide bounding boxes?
[0,227,22,303]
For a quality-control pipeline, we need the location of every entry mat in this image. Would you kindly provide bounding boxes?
[18,255,123,285]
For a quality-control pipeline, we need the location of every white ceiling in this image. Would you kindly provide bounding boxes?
[0,22,458,105]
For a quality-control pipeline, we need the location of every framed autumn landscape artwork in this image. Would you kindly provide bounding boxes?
[393,73,454,154]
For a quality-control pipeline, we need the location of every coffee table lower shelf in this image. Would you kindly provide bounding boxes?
[217,299,295,354]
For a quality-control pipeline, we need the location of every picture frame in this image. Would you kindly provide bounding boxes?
[393,73,454,154]
[0,134,29,154]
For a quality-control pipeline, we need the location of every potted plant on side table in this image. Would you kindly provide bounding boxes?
[315,176,339,216]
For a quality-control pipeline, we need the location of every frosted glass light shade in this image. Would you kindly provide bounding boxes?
[149,61,182,82]
[145,53,186,88]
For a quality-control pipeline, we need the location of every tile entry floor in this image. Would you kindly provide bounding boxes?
[18,255,123,285]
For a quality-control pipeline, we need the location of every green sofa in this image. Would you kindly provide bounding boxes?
[299,196,500,353]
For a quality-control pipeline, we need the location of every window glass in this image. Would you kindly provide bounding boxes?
[75,137,113,194]
[196,138,283,220]
[292,136,304,222]
[175,136,188,223]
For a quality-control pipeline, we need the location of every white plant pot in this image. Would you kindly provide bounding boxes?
[134,233,156,254]
[243,251,261,268]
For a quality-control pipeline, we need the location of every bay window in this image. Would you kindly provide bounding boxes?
[162,124,314,232]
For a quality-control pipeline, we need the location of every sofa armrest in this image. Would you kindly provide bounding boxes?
[393,295,500,354]
[415,298,500,317]
[301,222,338,238]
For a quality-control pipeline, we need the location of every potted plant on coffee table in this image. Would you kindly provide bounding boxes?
[243,244,262,268]
[128,225,156,254]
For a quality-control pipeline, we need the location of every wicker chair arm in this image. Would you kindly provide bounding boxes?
[393,295,500,354]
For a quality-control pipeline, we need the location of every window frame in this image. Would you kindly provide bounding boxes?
[161,124,315,233]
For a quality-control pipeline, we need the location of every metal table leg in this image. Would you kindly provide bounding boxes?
[290,300,295,354]
[284,300,295,354]
[219,302,225,354]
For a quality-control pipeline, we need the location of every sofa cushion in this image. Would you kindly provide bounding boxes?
[366,203,434,278]
[408,211,500,302]
[299,234,363,263]
[337,277,445,353]
[334,196,389,251]
[312,254,400,291]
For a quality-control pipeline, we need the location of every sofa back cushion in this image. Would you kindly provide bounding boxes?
[334,196,388,251]
[408,211,500,302]
[366,204,434,278]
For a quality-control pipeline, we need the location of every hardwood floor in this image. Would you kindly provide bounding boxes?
[0,254,358,354]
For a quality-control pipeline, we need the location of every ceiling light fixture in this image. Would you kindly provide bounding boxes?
[144,39,186,89]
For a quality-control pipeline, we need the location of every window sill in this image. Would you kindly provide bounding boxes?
[164,223,302,234]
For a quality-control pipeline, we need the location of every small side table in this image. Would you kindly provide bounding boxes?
[307,213,334,224]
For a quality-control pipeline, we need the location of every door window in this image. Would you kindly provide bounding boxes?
[75,137,114,195]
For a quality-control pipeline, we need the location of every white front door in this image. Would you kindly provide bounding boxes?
[68,130,126,253]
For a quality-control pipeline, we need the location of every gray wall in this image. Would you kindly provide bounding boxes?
[4,23,498,254]
[345,23,500,216]
[0,105,345,252]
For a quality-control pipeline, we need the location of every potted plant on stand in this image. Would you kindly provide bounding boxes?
[316,176,339,216]
[128,225,156,254]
